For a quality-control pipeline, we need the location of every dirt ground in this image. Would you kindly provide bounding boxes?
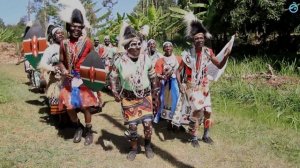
[0,42,19,64]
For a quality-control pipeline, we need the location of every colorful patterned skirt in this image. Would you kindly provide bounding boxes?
[158,78,183,126]
[121,93,153,125]
[185,82,212,112]
[58,79,98,111]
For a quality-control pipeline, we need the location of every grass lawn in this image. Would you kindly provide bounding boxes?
[0,63,299,168]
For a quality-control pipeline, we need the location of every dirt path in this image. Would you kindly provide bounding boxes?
[0,64,299,168]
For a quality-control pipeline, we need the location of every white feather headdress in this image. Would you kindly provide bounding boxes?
[184,12,211,39]
[58,0,91,28]
[118,22,150,47]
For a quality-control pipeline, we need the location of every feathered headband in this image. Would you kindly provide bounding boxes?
[118,21,150,46]
[58,0,91,28]
[184,12,212,39]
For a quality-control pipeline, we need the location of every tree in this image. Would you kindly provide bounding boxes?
[0,18,5,28]
[97,12,125,41]
[17,16,28,27]
[203,0,298,53]
[102,0,118,21]
[32,0,60,33]
[134,0,176,15]
[128,4,171,40]
[80,0,114,37]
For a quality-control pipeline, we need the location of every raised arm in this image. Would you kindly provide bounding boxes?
[209,48,231,69]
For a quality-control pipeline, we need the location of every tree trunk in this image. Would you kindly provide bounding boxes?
[43,0,47,36]
[142,0,144,14]
[27,0,31,21]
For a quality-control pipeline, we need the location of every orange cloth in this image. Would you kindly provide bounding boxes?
[60,38,93,72]
[155,56,182,75]
[58,38,98,111]
[58,84,98,111]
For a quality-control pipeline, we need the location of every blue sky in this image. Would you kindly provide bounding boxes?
[0,0,139,25]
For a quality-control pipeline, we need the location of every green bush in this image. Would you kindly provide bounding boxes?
[0,26,23,43]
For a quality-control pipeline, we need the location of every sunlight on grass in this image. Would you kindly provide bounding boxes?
[213,57,300,130]
[0,77,15,104]
[0,59,299,167]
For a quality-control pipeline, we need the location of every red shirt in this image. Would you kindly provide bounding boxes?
[155,56,182,75]
[184,48,214,81]
[60,37,93,72]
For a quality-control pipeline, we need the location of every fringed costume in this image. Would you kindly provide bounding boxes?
[110,22,159,160]
[38,25,64,114]
[57,0,97,146]
[58,36,98,110]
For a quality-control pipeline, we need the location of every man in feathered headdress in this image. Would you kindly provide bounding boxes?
[110,22,160,160]
[177,12,231,147]
[57,0,98,146]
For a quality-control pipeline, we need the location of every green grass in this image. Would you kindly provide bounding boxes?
[0,59,300,167]
[210,56,300,164]
[0,71,30,104]
[212,56,300,130]
[0,77,17,104]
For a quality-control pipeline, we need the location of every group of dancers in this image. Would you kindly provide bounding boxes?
[20,0,232,161]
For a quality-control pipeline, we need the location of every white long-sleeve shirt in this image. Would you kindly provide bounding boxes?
[38,43,60,72]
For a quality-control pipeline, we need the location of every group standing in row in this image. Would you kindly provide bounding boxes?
[21,0,232,161]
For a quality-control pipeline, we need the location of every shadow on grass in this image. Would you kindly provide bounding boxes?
[57,127,76,140]
[38,106,49,114]
[101,86,113,96]
[38,105,74,140]
[153,120,189,143]
[98,113,194,168]
[96,129,129,154]
[29,87,45,94]
[90,100,115,115]
[23,81,31,86]
[26,99,46,106]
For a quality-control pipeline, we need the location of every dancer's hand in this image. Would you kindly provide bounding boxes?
[62,69,69,75]
[157,74,166,80]
[224,47,231,57]
[113,92,121,102]
[54,66,61,73]
[62,69,73,78]
[180,83,186,93]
